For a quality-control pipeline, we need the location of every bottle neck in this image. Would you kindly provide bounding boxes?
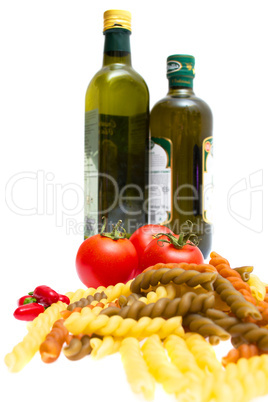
[167,73,194,94]
[168,85,195,97]
[103,28,132,66]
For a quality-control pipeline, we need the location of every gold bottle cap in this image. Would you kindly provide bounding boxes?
[103,10,131,32]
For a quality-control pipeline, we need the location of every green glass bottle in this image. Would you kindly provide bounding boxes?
[84,10,149,238]
[149,55,213,258]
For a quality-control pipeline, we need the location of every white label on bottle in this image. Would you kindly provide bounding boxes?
[84,109,99,237]
[149,138,172,225]
[202,136,213,224]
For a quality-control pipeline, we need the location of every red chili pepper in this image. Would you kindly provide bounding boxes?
[57,294,70,305]
[17,295,37,306]
[13,303,45,321]
[30,285,59,307]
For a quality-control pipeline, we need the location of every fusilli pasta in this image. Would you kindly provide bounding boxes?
[63,335,92,360]
[120,337,155,400]
[5,301,66,372]
[39,318,70,363]
[213,274,261,320]
[101,292,215,320]
[130,268,217,294]
[141,334,189,395]
[64,308,184,339]
[90,335,122,359]
[222,344,260,366]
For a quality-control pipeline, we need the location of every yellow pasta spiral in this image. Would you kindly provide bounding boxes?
[120,337,155,400]
[139,284,177,304]
[185,332,223,374]
[90,336,122,359]
[64,308,184,339]
[67,281,132,304]
[216,355,268,402]
[141,334,189,395]
[5,301,66,372]
[164,334,206,400]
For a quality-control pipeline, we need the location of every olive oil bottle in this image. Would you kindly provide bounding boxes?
[149,55,213,258]
[84,10,149,238]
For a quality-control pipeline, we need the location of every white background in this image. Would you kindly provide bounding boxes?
[1,0,267,401]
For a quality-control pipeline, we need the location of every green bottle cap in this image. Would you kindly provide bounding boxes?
[167,55,195,88]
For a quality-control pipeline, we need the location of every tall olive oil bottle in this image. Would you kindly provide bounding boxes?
[84,10,149,238]
[149,55,213,258]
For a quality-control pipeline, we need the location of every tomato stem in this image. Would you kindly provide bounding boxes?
[100,216,127,240]
[155,220,199,249]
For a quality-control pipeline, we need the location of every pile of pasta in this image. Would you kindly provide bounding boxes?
[5,251,268,401]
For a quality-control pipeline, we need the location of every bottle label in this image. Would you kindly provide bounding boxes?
[149,137,173,224]
[202,136,213,224]
[84,109,99,237]
[85,110,148,236]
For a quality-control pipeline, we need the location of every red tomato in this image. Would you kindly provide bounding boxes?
[140,234,204,270]
[75,234,139,288]
[129,224,173,265]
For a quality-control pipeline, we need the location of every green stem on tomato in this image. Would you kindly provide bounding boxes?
[155,220,199,249]
[100,216,127,240]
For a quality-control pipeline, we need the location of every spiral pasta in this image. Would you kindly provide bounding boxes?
[141,284,177,303]
[5,301,66,372]
[207,370,243,402]
[141,334,189,395]
[119,284,177,307]
[39,318,70,363]
[89,303,108,316]
[67,291,108,311]
[142,261,217,273]
[90,335,122,359]
[209,251,230,266]
[63,335,92,361]
[210,252,257,305]
[185,332,223,373]
[66,288,86,304]
[221,355,268,401]
[101,292,215,320]
[205,308,268,350]
[120,337,155,400]
[183,314,230,344]
[213,274,261,320]
[222,344,260,366]
[66,280,132,304]
[64,307,184,339]
[62,303,107,319]
[164,334,204,377]
[7,249,268,402]
[164,335,206,400]
[130,268,217,294]
[118,293,143,307]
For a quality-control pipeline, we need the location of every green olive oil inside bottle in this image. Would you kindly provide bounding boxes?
[149,55,213,258]
[84,10,149,237]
